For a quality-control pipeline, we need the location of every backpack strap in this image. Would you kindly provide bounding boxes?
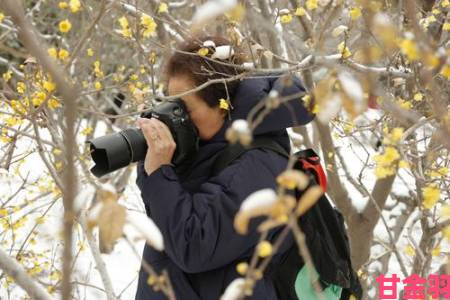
[211,136,290,178]
[294,149,327,192]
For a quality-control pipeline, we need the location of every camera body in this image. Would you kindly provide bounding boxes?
[88,99,199,178]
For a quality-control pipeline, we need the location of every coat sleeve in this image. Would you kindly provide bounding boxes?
[135,149,287,273]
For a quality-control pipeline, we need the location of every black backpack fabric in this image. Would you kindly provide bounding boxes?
[211,136,363,300]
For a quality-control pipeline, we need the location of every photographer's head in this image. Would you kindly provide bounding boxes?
[163,35,245,140]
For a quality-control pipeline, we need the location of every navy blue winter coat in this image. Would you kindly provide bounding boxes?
[135,74,315,300]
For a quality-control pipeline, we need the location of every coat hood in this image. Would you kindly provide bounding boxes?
[202,73,315,145]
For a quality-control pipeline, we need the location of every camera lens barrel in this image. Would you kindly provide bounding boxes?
[119,128,147,163]
[88,128,148,178]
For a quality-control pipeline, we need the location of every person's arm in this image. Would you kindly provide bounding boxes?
[136,149,287,273]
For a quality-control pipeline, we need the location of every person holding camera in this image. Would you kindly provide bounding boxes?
[134,35,316,299]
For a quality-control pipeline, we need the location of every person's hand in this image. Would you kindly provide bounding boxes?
[136,117,176,176]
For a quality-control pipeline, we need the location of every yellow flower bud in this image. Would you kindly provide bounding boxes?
[236,262,248,275]
[198,47,209,56]
[257,240,273,258]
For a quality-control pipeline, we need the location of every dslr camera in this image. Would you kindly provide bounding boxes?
[88,99,199,177]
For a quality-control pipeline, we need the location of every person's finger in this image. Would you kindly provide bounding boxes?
[151,120,167,142]
[138,119,157,147]
[151,118,174,142]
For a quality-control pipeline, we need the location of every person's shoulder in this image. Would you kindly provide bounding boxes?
[210,148,288,186]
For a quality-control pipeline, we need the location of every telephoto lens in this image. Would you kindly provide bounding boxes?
[87,98,199,177]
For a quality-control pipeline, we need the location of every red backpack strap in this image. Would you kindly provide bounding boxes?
[295,149,327,192]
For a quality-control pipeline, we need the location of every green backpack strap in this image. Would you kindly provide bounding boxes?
[211,136,290,178]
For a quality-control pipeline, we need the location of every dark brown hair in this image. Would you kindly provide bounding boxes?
[163,35,246,108]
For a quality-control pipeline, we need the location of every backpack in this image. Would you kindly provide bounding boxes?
[211,136,363,300]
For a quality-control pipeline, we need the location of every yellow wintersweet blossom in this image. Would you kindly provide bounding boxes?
[381,147,399,163]
[93,60,104,78]
[59,19,72,33]
[422,185,440,209]
[257,240,273,257]
[48,98,61,110]
[10,100,27,114]
[149,52,157,64]
[312,104,320,114]
[94,81,102,91]
[5,117,23,127]
[17,82,26,94]
[140,14,157,38]
[219,99,230,110]
[427,166,449,178]
[58,2,68,9]
[404,245,415,256]
[373,147,400,179]
[432,8,441,15]
[295,7,306,16]
[48,47,58,58]
[118,16,129,29]
[13,215,28,231]
[0,12,4,23]
[413,92,423,101]
[32,91,46,106]
[425,53,440,68]
[158,2,168,14]
[58,49,69,60]
[426,15,437,24]
[28,265,43,276]
[337,42,352,58]
[349,7,362,20]
[399,39,418,61]
[198,47,209,56]
[431,246,441,257]
[442,0,449,7]
[69,0,81,13]
[130,74,139,81]
[280,14,293,24]
[343,122,354,134]
[43,80,56,93]
[2,70,12,82]
[397,98,413,110]
[87,48,94,57]
[443,22,450,31]
[383,127,404,145]
[118,16,132,38]
[53,148,62,156]
[81,127,93,136]
[306,0,318,10]
[440,65,450,79]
